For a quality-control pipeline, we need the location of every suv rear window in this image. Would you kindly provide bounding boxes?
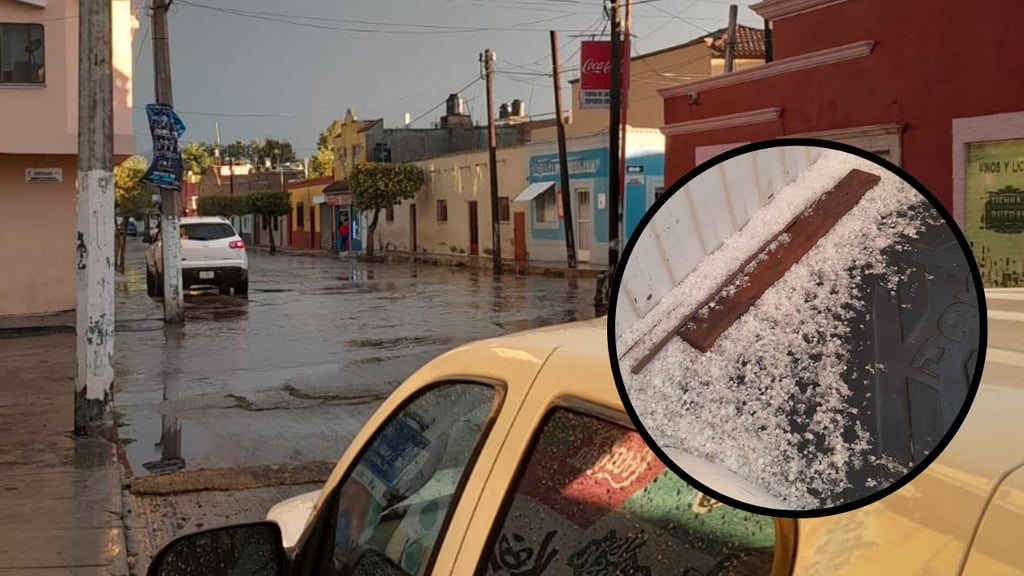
[480,408,778,576]
[180,223,236,241]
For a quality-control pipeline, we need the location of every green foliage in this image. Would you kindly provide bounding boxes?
[196,194,251,217]
[180,141,211,176]
[308,147,334,178]
[349,162,424,212]
[247,191,291,219]
[258,138,296,165]
[317,119,345,150]
[114,155,155,220]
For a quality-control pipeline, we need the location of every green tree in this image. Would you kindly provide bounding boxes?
[196,195,251,218]
[349,162,424,256]
[113,155,155,272]
[224,139,255,164]
[257,138,296,166]
[247,191,291,253]
[308,119,344,178]
[181,141,212,176]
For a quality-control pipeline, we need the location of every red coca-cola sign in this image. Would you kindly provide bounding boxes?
[580,40,612,91]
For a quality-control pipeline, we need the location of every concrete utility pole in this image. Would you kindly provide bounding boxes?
[549,30,577,270]
[725,4,739,73]
[75,0,115,434]
[152,0,184,323]
[481,48,502,275]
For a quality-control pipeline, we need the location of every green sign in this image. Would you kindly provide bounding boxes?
[965,139,1024,287]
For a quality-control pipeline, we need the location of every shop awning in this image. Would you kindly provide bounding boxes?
[514,182,555,202]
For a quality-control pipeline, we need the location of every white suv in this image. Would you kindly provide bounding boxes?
[145,216,249,297]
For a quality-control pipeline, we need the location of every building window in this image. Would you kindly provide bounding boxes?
[352,144,363,162]
[437,199,448,222]
[296,203,304,229]
[535,188,556,224]
[1,23,45,84]
[386,205,394,222]
[498,196,510,222]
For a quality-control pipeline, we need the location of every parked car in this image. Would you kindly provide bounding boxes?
[144,317,1022,576]
[145,216,249,297]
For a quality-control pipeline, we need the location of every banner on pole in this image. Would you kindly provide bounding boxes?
[141,103,187,191]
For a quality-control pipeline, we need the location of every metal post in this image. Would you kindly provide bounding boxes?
[550,31,577,269]
[75,0,115,434]
[608,0,622,271]
[152,0,184,322]
[482,49,502,275]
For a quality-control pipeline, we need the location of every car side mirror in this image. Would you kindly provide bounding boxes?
[146,521,287,576]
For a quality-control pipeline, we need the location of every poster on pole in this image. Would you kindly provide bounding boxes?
[141,103,187,191]
[964,138,1024,287]
[579,40,612,109]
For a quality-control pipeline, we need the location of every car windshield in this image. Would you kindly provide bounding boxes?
[180,223,235,241]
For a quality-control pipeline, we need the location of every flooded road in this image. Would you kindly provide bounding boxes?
[114,243,597,477]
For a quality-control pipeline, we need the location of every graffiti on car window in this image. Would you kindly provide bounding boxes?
[489,529,560,576]
[566,529,651,576]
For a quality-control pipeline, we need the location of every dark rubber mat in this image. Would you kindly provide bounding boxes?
[827,204,981,503]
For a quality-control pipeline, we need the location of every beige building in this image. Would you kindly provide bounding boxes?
[531,24,766,144]
[375,146,529,260]
[0,0,136,319]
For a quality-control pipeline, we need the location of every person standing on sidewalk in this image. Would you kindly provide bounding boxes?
[338,218,350,253]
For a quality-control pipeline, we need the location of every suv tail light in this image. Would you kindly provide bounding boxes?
[229,240,246,249]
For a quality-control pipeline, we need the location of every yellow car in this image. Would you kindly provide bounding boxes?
[145,317,1021,576]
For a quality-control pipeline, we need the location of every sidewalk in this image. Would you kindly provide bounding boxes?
[248,245,607,279]
[0,333,128,576]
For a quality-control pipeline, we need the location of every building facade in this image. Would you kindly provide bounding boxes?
[519,129,665,266]
[658,0,1024,287]
[374,146,529,260]
[0,0,136,318]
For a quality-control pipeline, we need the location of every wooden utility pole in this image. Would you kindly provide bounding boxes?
[550,31,577,269]
[607,0,622,272]
[75,0,115,434]
[481,49,502,275]
[619,0,632,236]
[725,4,739,73]
[152,0,184,323]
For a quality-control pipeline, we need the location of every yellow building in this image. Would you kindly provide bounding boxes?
[331,108,377,181]
[286,177,333,250]
[375,146,529,261]
[530,24,765,143]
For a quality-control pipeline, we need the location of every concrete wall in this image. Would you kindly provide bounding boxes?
[615,146,822,337]
[374,147,528,257]
[0,0,135,156]
[364,123,537,165]
[0,154,78,317]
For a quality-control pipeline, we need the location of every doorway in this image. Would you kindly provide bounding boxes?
[575,188,592,262]
[409,204,418,252]
[468,201,479,256]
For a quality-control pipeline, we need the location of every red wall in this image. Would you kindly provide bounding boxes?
[662,0,1024,211]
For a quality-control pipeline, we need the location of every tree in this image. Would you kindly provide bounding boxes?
[113,155,155,273]
[257,138,296,166]
[308,119,344,178]
[349,162,424,257]
[247,191,291,253]
[181,141,212,176]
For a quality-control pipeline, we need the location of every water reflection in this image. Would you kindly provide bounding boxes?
[144,325,185,473]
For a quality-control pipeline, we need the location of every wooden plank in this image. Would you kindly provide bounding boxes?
[629,168,879,373]
[679,168,881,352]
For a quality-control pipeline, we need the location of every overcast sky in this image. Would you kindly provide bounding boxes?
[131,0,763,157]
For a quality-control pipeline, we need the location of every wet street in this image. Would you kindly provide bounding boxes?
[114,242,597,478]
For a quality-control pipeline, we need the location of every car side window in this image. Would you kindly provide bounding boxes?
[332,382,497,576]
[479,408,778,576]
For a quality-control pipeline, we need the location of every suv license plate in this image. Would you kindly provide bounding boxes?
[199,271,215,280]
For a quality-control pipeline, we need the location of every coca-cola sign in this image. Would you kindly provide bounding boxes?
[580,40,612,91]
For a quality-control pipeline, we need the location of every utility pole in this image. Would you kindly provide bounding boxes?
[229,157,235,195]
[619,0,632,240]
[725,4,738,73]
[75,0,115,434]
[481,48,502,275]
[152,0,184,323]
[550,30,577,269]
[608,0,622,272]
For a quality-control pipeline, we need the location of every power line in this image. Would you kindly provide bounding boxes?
[177,0,592,35]
[407,77,483,127]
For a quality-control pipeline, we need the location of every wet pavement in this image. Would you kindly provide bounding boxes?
[0,333,127,576]
[114,241,597,479]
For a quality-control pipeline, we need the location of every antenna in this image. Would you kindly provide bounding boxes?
[214,121,222,164]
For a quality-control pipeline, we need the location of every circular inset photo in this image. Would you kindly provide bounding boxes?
[610,139,986,516]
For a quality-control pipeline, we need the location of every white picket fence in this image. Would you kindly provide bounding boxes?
[615,146,823,337]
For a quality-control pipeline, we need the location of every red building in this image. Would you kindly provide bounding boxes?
[659,0,1024,286]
